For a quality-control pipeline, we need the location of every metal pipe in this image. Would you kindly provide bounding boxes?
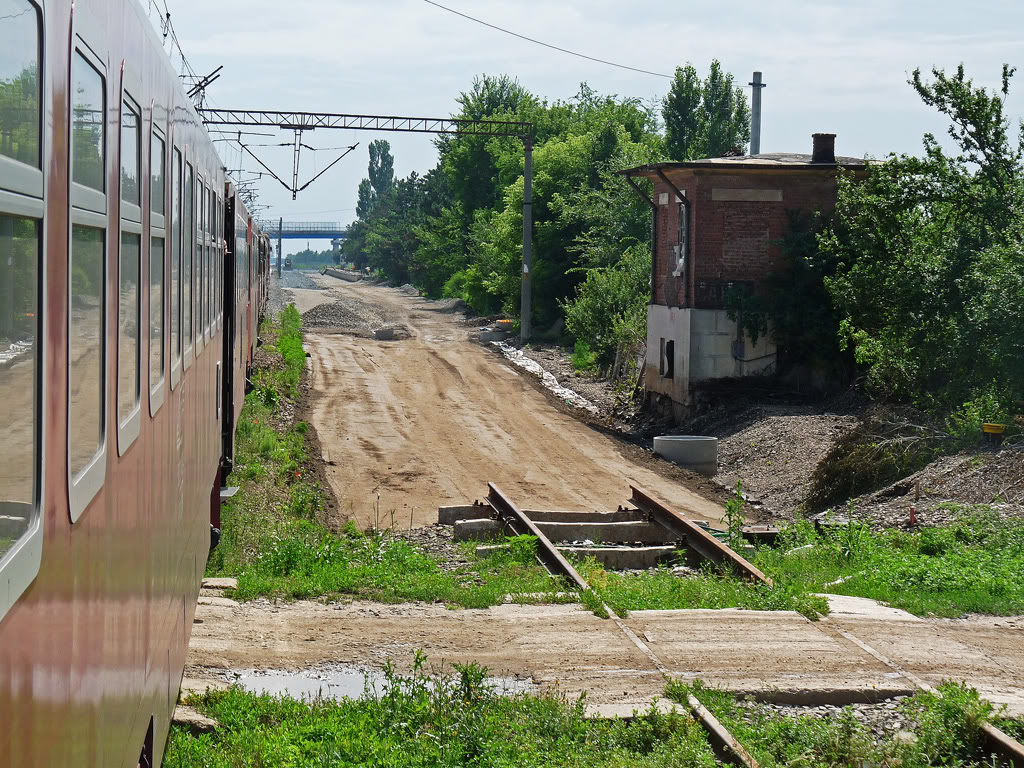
[520,137,533,342]
[749,71,765,155]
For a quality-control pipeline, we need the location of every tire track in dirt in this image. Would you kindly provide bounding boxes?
[305,279,725,529]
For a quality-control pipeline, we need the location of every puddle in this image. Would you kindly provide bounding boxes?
[229,665,536,702]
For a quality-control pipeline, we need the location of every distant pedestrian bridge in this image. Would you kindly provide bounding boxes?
[258,221,349,239]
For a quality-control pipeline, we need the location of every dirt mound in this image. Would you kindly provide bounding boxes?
[710,406,861,518]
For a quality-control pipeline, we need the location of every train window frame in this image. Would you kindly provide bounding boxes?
[204,184,212,342]
[194,173,204,354]
[67,27,108,525]
[119,91,141,219]
[170,146,182,389]
[115,78,142,456]
[182,158,193,370]
[149,118,166,415]
[215,193,222,332]
[0,0,46,622]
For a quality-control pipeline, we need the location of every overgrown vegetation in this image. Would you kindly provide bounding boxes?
[821,64,1024,422]
[755,508,1024,617]
[580,560,829,622]
[667,679,1020,768]
[167,657,720,767]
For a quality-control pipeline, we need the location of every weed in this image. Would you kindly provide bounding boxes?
[724,481,746,551]
[571,339,598,372]
[167,657,720,767]
[757,509,1024,617]
[666,679,1012,767]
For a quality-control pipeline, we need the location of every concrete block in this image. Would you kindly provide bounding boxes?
[201,577,238,590]
[172,705,219,735]
[524,509,646,523]
[453,518,502,541]
[479,329,510,342]
[653,435,718,476]
[438,505,485,525]
[536,520,676,544]
[557,545,677,570]
[374,328,394,341]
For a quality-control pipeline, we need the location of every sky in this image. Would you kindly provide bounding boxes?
[155,0,1024,257]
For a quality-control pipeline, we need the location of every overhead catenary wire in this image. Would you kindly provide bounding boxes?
[422,0,671,79]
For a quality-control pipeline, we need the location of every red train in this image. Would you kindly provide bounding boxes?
[0,0,270,764]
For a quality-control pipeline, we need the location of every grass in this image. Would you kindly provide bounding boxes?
[578,559,829,621]
[750,510,1024,617]
[666,678,1020,768]
[166,658,720,768]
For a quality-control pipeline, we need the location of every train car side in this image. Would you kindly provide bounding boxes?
[0,0,255,765]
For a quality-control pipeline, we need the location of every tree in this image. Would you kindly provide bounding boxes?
[367,139,395,200]
[820,64,1024,420]
[662,60,751,160]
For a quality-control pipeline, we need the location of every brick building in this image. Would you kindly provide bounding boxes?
[620,134,865,420]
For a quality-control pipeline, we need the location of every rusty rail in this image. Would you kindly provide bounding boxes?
[487,483,590,592]
[630,485,773,586]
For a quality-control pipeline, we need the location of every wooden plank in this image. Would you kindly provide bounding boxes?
[630,485,773,586]
[487,484,590,592]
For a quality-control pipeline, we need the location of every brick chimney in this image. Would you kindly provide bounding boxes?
[811,133,836,163]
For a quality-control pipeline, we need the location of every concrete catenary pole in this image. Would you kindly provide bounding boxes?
[749,71,766,155]
[520,137,534,342]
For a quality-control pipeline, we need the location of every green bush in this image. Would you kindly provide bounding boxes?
[570,340,598,372]
[562,243,649,365]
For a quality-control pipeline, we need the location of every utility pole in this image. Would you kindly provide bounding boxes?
[520,137,533,343]
[749,71,766,155]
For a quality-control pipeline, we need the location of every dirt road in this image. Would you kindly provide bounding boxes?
[300,276,723,529]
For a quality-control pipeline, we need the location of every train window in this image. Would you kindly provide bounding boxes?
[182,162,193,365]
[150,132,165,216]
[196,177,204,349]
[71,51,104,194]
[116,233,140,429]
[120,99,140,207]
[206,187,213,334]
[149,236,164,397]
[0,214,40,562]
[0,0,41,170]
[170,148,181,377]
[68,224,105,479]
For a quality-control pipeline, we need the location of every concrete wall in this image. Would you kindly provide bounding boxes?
[645,304,690,409]
[689,309,776,381]
[646,305,776,415]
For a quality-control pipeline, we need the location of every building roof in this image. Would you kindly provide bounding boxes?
[619,152,868,177]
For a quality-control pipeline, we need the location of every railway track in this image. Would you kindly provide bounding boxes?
[440,482,770,586]
[439,483,1024,767]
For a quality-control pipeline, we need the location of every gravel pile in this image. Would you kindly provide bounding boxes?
[301,295,396,334]
[738,697,916,745]
[710,407,860,518]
